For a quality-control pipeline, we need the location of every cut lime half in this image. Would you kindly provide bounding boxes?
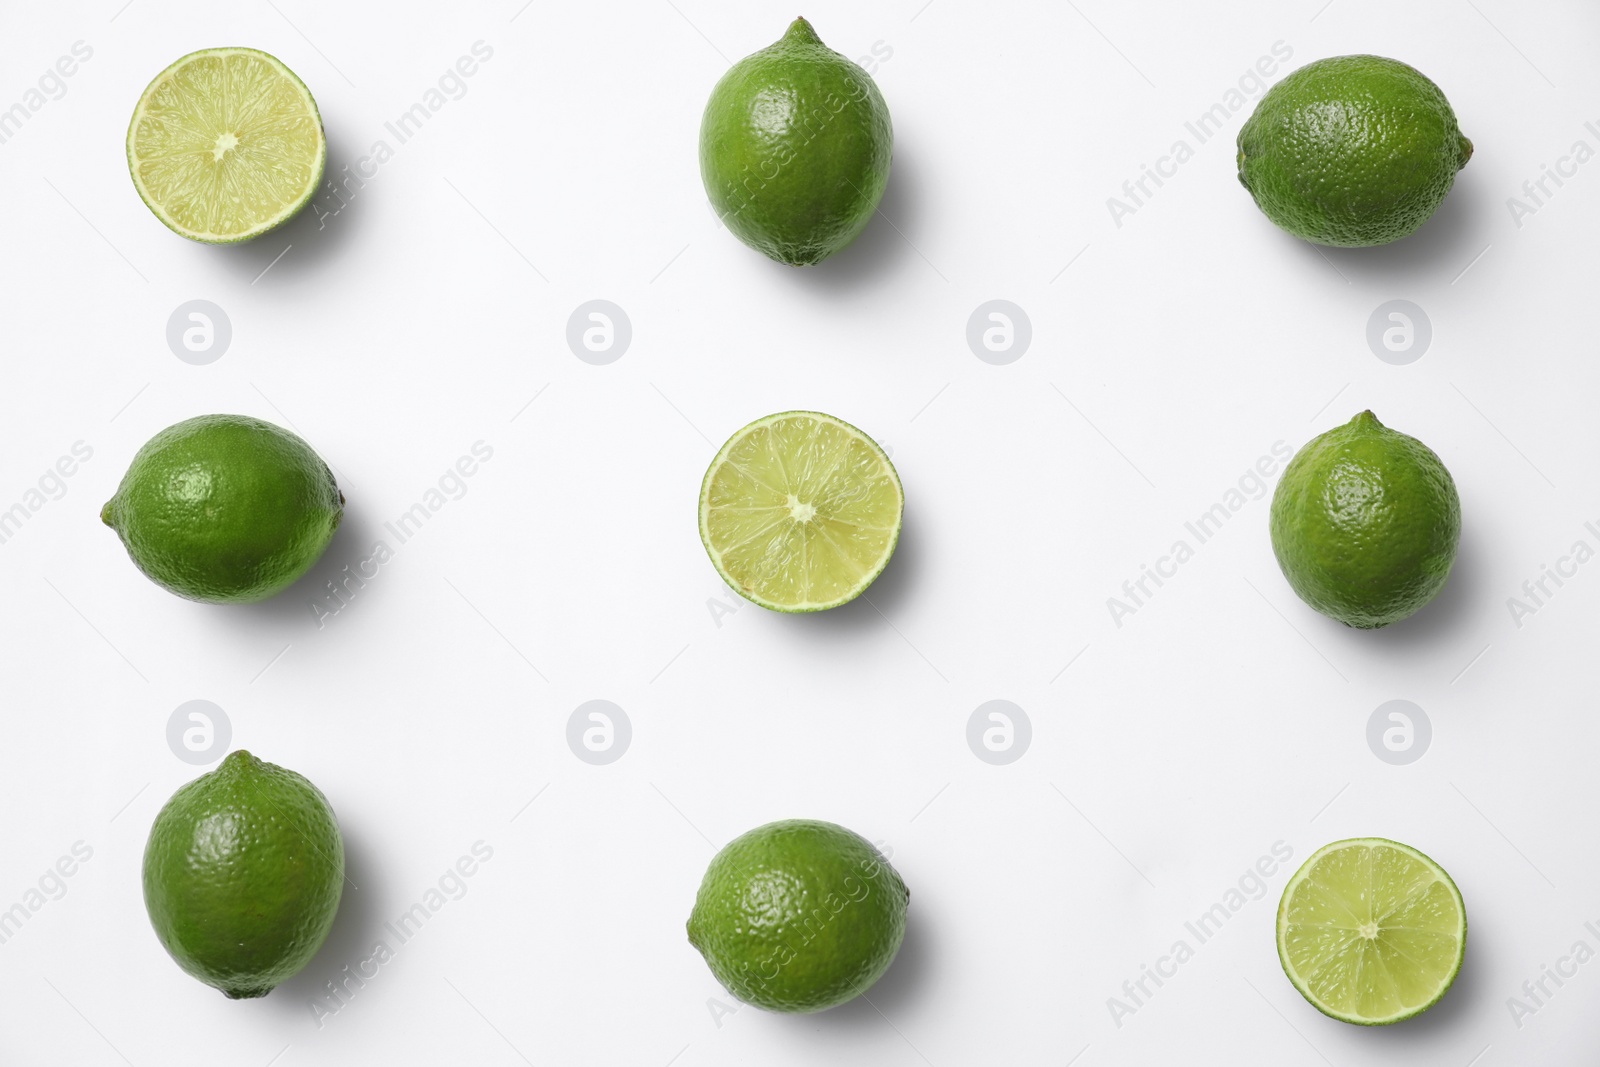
[700,411,902,612]
[128,48,325,243]
[1277,838,1466,1025]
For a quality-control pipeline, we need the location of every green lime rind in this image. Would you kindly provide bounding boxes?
[1277,837,1466,1026]
[1269,410,1459,629]
[699,17,893,265]
[687,819,909,1013]
[128,47,326,244]
[1237,55,1471,247]
[143,750,344,999]
[103,414,343,604]
[698,410,903,613]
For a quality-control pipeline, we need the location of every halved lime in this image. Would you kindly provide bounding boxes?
[699,411,902,612]
[128,48,325,243]
[1277,838,1466,1025]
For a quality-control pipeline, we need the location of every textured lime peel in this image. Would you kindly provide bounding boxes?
[103,414,343,603]
[144,751,344,999]
[699,18,893,265]
[128,48,325,243]
[687,819,909,1013]
[1278,838,1466,1025]
[1270,411,1460,628]
[699,411,902,612]
[1237,55,1471,247]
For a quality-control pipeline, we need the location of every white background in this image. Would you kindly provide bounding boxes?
[1,0,1597,1063]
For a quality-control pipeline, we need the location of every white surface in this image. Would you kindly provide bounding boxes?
[1,0,1597,1063]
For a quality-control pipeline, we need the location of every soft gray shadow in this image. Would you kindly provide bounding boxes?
[1281,167,1493,287]
[233,500,385,631]
[773,508,920,641]
[1323,521,1486,657]
[779,148,931,295]
[854,901,933,1017]
[270,827,383,1019]
[775,903,933,1032]
[217,120,369,285]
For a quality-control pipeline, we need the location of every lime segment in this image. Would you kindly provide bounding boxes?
[699,412,902,612]
[128,48,325,243]
[1277,838,1466,1025]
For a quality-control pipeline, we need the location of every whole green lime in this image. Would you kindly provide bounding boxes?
[102,415,342,603]
[1237,55,1472,246]
[144,750,344,999]
[700,17,893,265]
[687,819,908,1013]
[1270,411,1460,628]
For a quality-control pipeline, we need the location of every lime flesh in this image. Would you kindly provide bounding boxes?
[687,819,909,1013]
[1278,838,1466,1025]
[699,411,902,612]
[127,47,325,242]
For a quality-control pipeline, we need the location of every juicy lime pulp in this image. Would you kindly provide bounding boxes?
[687,819,909,1013]
[1277,838,1465,1025]
[699,412,902,612]
[143,750,344,999]
[127,47,326,243]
